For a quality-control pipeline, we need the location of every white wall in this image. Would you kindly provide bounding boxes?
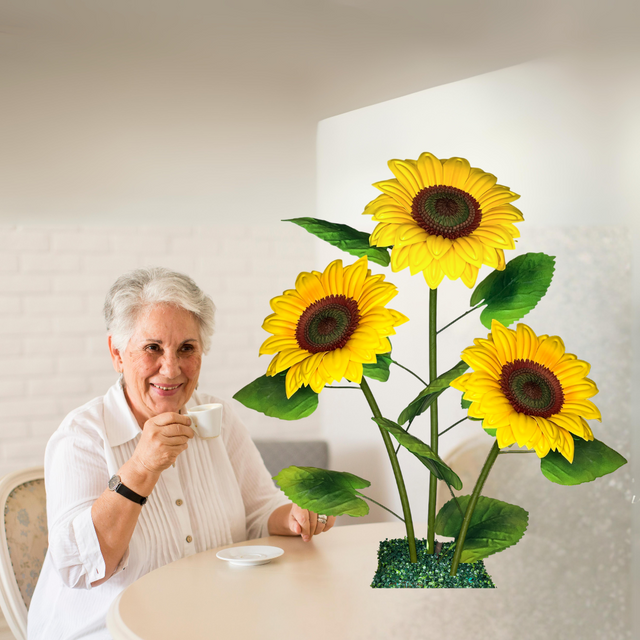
[0,223,320,475]
[316,53,636,636]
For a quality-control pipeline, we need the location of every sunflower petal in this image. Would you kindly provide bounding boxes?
[535,335,566,369]
[416,152,443,187]
[442,157,471,189]
[388,159,423,194]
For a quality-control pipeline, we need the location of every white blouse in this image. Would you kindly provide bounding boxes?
[28,381,290,640]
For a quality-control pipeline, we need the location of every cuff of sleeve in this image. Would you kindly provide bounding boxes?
[113,546,130,575]
[71,507,106,587]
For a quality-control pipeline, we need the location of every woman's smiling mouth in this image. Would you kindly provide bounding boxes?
[150,383,183,395]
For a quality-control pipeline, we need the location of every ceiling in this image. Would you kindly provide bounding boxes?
[2,0,638,119]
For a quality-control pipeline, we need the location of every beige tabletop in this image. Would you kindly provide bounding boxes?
[107,521,477,640]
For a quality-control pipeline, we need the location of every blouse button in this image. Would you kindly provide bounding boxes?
[175,499,183,506]
[186,535,193,543]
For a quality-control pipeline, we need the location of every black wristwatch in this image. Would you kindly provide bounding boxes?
[108,475,148,506]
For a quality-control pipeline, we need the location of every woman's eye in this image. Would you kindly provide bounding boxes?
[146,344,160,352]
[181,344,195,352]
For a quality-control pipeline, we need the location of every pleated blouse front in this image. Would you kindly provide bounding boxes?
[28,381,289,640]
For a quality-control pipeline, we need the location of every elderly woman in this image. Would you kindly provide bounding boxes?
[28,268,335,640]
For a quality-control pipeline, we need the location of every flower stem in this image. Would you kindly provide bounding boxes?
[449,440,500,576]
[360,378,417,563]
[390,360,429,387]
[355,491,405,522]
[437,303,483,335]
[427,287,438,554]
[439,416,468,437]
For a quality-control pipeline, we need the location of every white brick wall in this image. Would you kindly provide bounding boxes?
[0,224,322,475]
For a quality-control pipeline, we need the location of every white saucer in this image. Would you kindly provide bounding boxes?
[216,545,284,566]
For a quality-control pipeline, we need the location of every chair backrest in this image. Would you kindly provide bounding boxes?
[254,440,329,479]
[0,467,47,640]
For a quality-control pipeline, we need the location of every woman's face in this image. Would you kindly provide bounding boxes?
[109,304,203,426]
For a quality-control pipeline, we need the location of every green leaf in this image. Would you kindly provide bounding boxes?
[470,252,556,329]
[435,495,529,563]
[362,353,392,382]
[284,217,391,267]
[374,417,462,490]
[540,437,627,486]
[273,466,370,517]
[233,372,318,420]
[398,361,469,425]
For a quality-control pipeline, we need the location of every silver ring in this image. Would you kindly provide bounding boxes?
[317,514,328,524]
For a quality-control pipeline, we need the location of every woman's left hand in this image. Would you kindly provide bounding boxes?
[288,504,336,542]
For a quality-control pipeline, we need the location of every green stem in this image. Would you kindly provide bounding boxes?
[439,417,468,437]
[360,378,417,563]
[437,303,483,335]
[427,287,438,554]
[324,385,359,389]
[450,440,500,575]
[499,449,536,454]
[390,360,429,387]
[355,491,405,522]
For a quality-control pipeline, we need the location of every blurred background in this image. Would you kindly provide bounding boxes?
[0,1,638,638]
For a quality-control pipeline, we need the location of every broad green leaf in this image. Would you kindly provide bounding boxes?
[284,217,391,267]
[233,371,318,420]
[540,437,627,486]
[374,417,462,490]
[435,495,529,563]
[470,253,556,329]
[363,353,392,382]
[273,466,370,516]
[398,361,469,425]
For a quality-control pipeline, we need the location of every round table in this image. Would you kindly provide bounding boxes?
[107,522,451,640]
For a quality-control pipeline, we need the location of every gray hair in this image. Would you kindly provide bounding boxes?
[104,267,215,354]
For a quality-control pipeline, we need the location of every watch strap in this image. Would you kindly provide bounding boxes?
[110,475,148,506]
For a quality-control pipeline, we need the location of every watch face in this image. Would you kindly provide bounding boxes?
[108,475,121,491]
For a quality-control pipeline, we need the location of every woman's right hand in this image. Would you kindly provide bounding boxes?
[130,412,195,476]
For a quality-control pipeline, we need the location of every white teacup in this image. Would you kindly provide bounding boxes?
[186,403,223,439]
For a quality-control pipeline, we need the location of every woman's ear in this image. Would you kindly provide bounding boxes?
[107,335,124,373]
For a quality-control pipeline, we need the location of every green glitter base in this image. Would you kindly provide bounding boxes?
[371,538,495,589]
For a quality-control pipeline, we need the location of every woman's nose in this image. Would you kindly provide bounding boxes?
[159,354,181,379]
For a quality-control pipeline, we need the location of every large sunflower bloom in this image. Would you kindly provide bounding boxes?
[260,257,408,398]
[363,152,523,289]
[451,320,600,463]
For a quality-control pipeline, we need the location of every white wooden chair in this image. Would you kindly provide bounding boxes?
[0,467,47,640]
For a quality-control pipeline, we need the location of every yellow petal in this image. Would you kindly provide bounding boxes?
[515,323,539,360]
[472,225,516,250]
[373,179,414,209]
[320,260,344,297]
[496,425,516,448]
[423,261,445,289]
[561,400,602,421]
[390,245,411,272]
[477,186,520,209]
[388,159,424,194]
[450,372,472,392]
[262,314,297,336]
[277,348,313,370]
[464,168,498,200]
[442,157,471,189]
[426,234,452,259]
[490,320,517,365]
[259,335,299,355]
[441,246,466,280]
[510,412,537,447]
[460,263,480,288]
[370,222,398,247]
[554,358,591,386]
[343,257,369,299]
[461,345,502,378]
[295,271,326,305]
[345,360,363,384]
[535,336,566,370]
[564,378,599,401]
[452,236,484,268]
[285,365,303,398]
[416,152,443,187]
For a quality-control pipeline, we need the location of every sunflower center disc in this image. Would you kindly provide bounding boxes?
[499,359,564,418]
[295,295,361,354]
[411,185,482,240]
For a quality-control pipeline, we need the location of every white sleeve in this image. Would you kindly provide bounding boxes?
[221,402,291,539]
[45,424,129,590]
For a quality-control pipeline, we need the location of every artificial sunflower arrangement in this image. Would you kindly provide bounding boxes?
[234,151,626,588]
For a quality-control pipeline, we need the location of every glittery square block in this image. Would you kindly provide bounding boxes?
[371,538,495,589]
